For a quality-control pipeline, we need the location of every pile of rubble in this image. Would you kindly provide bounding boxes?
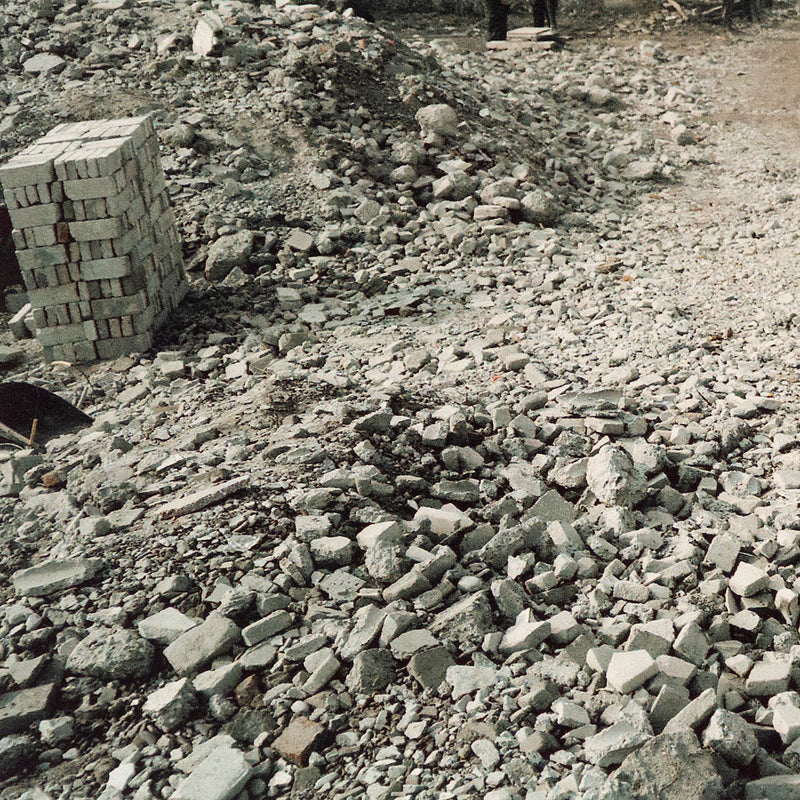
[3,1,800,800]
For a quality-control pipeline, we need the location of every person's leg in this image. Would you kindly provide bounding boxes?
[532,0,546,27]
[486,0,508,40]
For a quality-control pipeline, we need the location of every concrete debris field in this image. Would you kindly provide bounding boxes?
[2,0,800,799]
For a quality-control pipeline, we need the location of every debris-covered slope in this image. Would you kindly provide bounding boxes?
[4,2,800,800]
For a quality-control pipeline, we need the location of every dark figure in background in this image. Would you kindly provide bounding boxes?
[485,0,509,40]
[0,206,22,312]
[332,0,374,21]
[533,0,558,31]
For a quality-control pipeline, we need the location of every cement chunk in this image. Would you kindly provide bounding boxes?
[0,683,57,736]
[745,775,800,800]
[729,561,769,597]
[746,659,791,696]
[173,746,252,800]
[585,722,651,767]
[12,557,103,596]
[614,730,722,800]
[138,607,199,645]
[702,708,758,766]
[606,650,657,694]
[662,687,717,734]
[164,613,241,676]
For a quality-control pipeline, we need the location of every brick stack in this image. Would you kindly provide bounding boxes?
[0,115,187,362]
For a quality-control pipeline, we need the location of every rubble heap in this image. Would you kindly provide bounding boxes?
[1,0,800,799]
[0,115,187,363]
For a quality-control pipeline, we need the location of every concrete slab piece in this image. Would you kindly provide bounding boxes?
[173,746,251,800]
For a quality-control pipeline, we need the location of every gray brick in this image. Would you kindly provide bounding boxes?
[63,175,120,201]
[95,333,152,360]
[8,203,61,229]
[27,283,80,308]
[80,256,131,281]
[68,218,122,241]
[90,291,147,319]
[36,323,89,346]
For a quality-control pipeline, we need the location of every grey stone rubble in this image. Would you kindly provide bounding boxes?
[2,1,800,800]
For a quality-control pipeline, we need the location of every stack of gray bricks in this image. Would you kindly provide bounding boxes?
[0,114,187,362]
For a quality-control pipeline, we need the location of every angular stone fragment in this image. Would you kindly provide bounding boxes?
[382,570,431,602]
[309,536,353,568]
[408,646,455,690]
[192,11,225,57]
[12,557,103,596]
[586,445,646,508]
[672,622,709,667]
[702,709,758,766]
[626,619,674,657]
[272,717,326,766]
[606,650,657,694]
[414,505,473,537]
[773,700,800,745]
[66,627,154,680]
[729,561,769,597]
[302,648,339,694]
[164,614,241,676]
[430,592,493,646]
[143,678,198,731]
[339,604,386,661]
[585,722,651,767]
[705,533,740,573]
[173,745,252,800]
[138,607,199,645]
[649,684,690,732]
[744,775,800,800]
[446,665,497,699]
[614,731,722,800]
[159,477,250,519]
[193,664,243,699]
[7,655,48,688]
[746,659,791,695]
[204,230,254,281]
[0,683,57,736]
[242,610,292,646]
[415,104,458,138]
[499,614,551,655]
[390,629,439,659]
[346,649,396,695]
[0,734,34,776]
[662,688,717,734]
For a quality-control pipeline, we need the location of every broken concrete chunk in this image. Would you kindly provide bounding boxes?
[143,678,198,732]
[12,557,103,597]
[614,730,722,800]
[138,607,200,645]
[272,717,326,766]
[173,745,251,800]
[164,614,241,676]
[729,561,770,597]
[66,627,154,680]
[158,476,250,519]
[702,708,758,766]
[445,664,498,700]
[0,683,57,736]
[746,659,791,696]
[606,650,657,694]
[585,722,651,768]
[662,688,718,734]
[586,445,646,508]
